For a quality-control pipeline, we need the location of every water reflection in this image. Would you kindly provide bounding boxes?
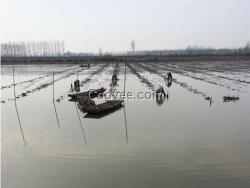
[52,72,61,128]
[123,63,128,143]
[53,102,61,128]
[123,103,128,143]
[110,78,118,92]
[13,65,27,146]
[156,93,169,106]
[83,105,123,119]
[110,79,118,93]
[110,64,119,93]
[2,62,250,188]
[75,102,86,144]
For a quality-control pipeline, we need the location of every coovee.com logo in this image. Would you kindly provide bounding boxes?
[89,90,167,100]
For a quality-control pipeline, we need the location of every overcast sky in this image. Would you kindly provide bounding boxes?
[1,0,250,53]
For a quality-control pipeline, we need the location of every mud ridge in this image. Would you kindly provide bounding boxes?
[1,66,78,90]
[9,67,88,100]
[156,63,240,91]
[127,63,155,90]
[80,63,110,86]
[137,63,213,102]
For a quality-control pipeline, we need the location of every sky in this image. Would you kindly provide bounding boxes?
[0,0,250,53]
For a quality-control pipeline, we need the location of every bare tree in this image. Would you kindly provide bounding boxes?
[245,41,250,51]
[98,48,103,56]
[131,40,135,55]
[1,41,65,57]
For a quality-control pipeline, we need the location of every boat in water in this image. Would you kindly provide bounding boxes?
[68,87,106,101]
[80,64,90,68]
[78,100,123,114]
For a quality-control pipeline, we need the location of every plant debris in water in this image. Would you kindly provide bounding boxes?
[56,99,61,102]
[21,93,27,97]
[205,96,212,100]
[223,96,239,102]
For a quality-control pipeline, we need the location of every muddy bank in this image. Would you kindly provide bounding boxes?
[2,55,250,64]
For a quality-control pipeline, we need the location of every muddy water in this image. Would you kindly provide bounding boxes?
[2,61,250,188]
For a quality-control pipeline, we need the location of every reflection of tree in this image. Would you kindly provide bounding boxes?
[13,65,27,146]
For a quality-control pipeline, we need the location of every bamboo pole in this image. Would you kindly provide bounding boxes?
[53,72,55,102]
[77,66,79,80]
[123,63,127,93]
[13,65,27,146]
[75,102,86,144]
[52,72,60,128]
[123,63,128,143]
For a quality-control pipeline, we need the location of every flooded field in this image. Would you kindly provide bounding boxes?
[2,61,250,188]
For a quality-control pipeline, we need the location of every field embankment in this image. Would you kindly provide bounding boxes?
[1,54,250,64]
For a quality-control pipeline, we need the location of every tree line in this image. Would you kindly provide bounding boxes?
[135,42,250,56]
[1,41,65,57]
[1,40,250,57]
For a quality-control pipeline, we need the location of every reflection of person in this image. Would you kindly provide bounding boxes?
[75,86,80,92]
[112,74,118,81]
[110,74,118,88]
[209,98,213,106]
[111,79,118,86]
[156,86,166,96]
[71,79,80,92]
[155,86,167,106]
[156,94,165,105]
[74,79,80,88]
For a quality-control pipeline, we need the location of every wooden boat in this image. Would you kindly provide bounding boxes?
[80,64,90,68]
[84,105,123,118]
[79,100,123,114]
[68,87,106,101]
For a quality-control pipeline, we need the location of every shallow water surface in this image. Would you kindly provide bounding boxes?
[2,61,250,188]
